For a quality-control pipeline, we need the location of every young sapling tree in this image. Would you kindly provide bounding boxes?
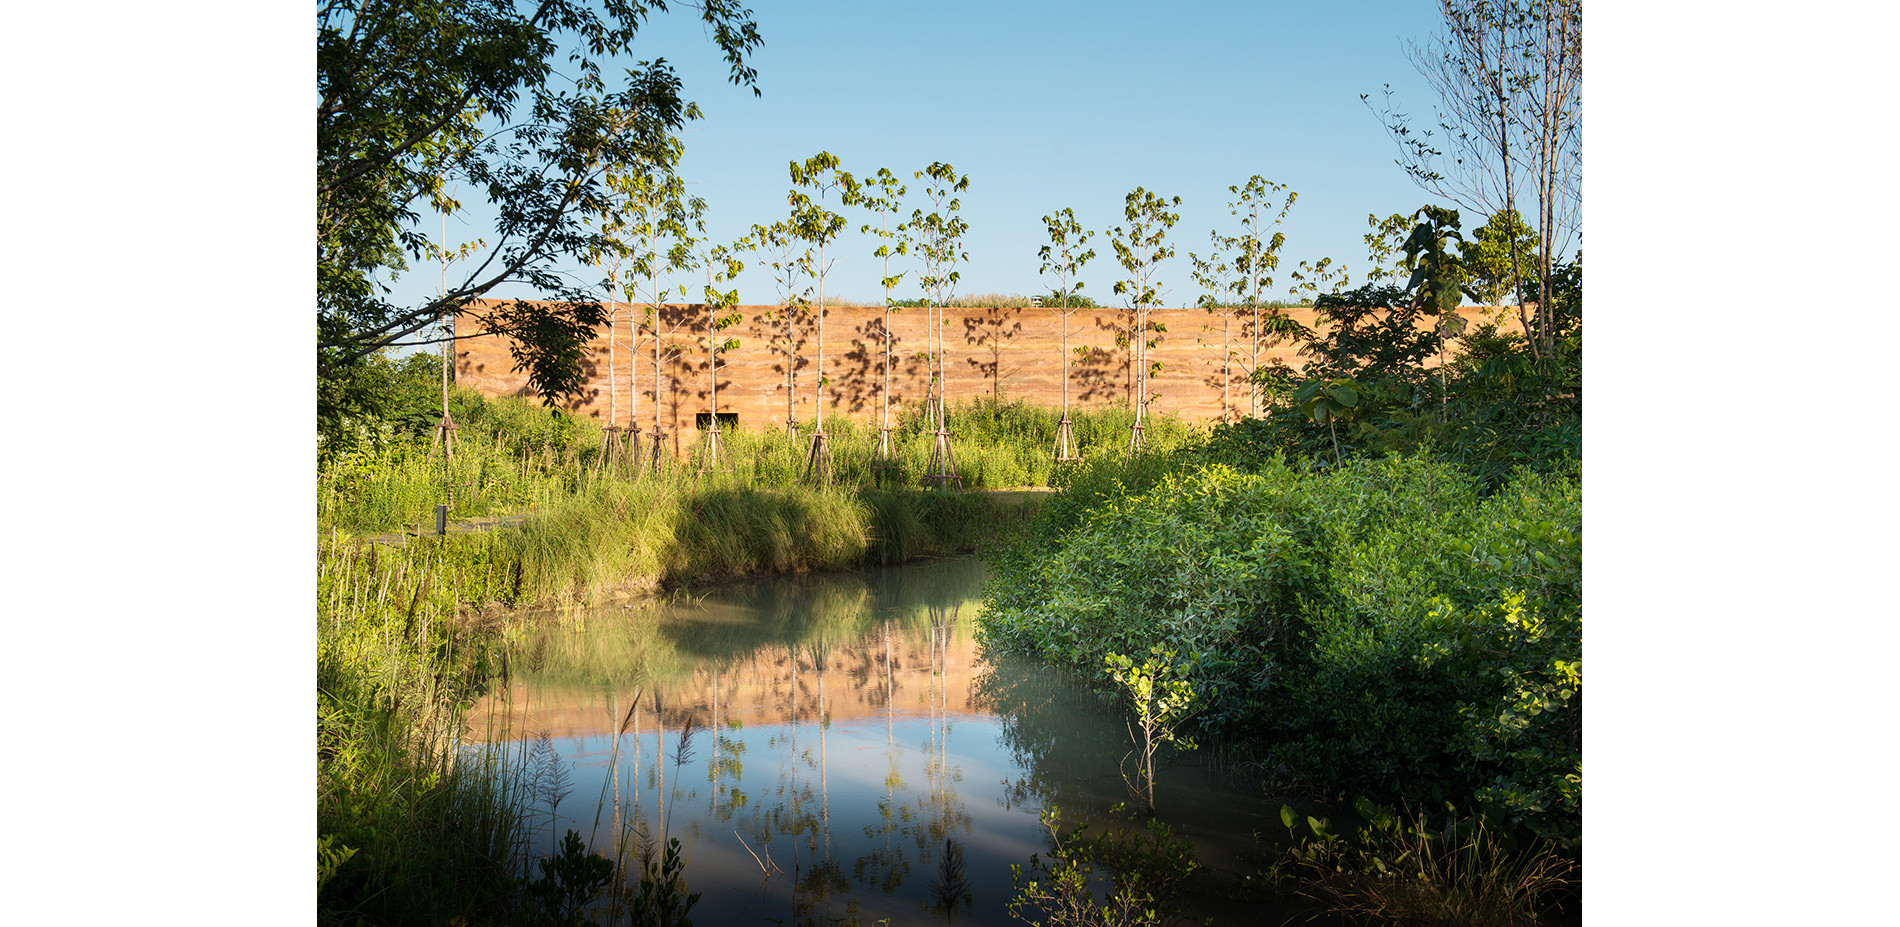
[1038,208,1095,460]
[587,203,628,471]
[608,128,703,471]
[1220,177,1298,417]
[787,152,859,485]
[1362,210,1415,287]
[1103,648,1203,816]
[694,240,745,472]
[1109,187,1182,453]
[909,162,971,489]
[1457,209,1542,306]
[1189,242,1237,423]
[749,220,814,446]
[430,177,483,467]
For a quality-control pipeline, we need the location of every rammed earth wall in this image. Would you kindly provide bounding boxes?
[454,300,1521,435]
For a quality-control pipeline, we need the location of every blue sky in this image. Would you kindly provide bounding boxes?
[396,0,1513,317]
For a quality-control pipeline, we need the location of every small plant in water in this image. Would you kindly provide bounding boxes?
[1103,647,1204,814]
[526,829,616,927]
[929,836,972,922]
[623,834,700,927]
[528,731,575,853]
[1006,805,1200,927]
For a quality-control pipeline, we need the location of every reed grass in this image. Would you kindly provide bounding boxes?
[318,532,533,924]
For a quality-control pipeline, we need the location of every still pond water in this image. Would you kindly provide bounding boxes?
[467,557,1288,925]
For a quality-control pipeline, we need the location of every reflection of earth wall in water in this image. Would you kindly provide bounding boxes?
[460,556,1305,927]
[463,604,988,743]
[454,300,1522,437]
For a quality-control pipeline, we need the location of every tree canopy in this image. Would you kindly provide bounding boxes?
[316,0,762,431]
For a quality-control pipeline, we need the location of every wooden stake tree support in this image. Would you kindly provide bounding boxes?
[596,424,625,476]
[653,430,670,471]
[697,422,726,474]
[1053,415,1077,462]
[432,412,459,460]
[803,428,833,485]
[910,162,970,490]
[923,405,961,490]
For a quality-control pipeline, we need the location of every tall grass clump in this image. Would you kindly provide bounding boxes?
[319,389,613,536]
[318,532,532,924]
[1269,800,1575,927]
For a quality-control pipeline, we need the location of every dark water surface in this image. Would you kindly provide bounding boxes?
[468,557,1289,926]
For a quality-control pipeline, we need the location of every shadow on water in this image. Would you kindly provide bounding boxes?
[468,556,1298,926]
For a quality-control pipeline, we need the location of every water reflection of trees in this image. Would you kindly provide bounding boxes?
[487,557,992,925]
[975,654,1132,815]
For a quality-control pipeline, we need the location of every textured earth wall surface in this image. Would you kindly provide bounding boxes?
[455,299,1519,436]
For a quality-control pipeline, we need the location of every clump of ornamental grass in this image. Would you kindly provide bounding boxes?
[1269,801,1576,927]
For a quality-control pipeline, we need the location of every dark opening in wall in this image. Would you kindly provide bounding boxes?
[696,412,740,430]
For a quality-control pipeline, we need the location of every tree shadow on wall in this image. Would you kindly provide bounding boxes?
[962,306,1023,398]
[759,304,813,427]
[1073,311,1131,404]
[834,314,896,416]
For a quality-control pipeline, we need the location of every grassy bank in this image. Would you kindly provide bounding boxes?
[318,390,1066,924]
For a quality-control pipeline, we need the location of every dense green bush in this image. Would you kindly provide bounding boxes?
[979,454,1581,844]
[1199,253,1582,490]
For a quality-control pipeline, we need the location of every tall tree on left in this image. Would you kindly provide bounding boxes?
[316,0,763,435]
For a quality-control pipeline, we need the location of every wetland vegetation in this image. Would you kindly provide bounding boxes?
[316,0,1581,916]
[317,379,1186,925]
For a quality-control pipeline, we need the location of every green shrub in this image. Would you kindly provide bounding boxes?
[980,454,1582,843]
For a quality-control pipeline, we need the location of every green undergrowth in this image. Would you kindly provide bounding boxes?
[318,534,524,924]
[319,388,1190,537]
[981,452,1581,848]
[318,390,1071,924]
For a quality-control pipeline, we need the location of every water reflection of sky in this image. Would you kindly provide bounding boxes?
[469,556,1279,926]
